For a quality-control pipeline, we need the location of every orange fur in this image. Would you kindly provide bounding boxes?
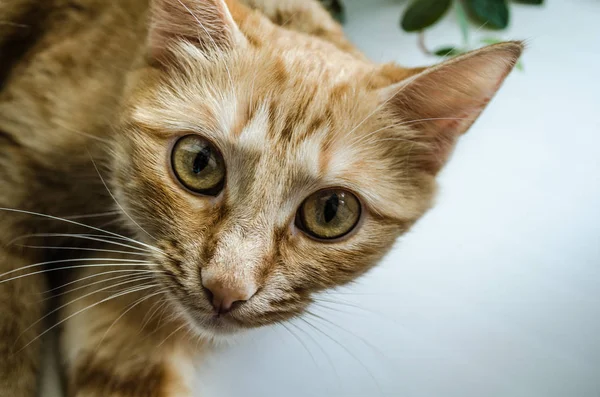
[0,0,522,395]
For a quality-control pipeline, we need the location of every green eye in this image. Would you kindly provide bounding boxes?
[296,189,361,240]
[171,135,225,195]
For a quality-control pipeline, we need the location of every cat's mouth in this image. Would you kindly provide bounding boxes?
[185,303,304,336]
[162,288,302,337]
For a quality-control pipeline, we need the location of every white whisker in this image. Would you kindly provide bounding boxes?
[18,244,148,256]
[0,208,164,254]
[61,211,121,220]
[43,272,163,300]
[0,263,157,285]
[157,322,188,347]
[18,284,158,352]
[10,233,152,253]
[279,322,319,368]
[0,257,150,281]
[87,151,158,241]
[43,269,162,295]
[299,316,383,394]
[21,276,158,338]
[96,288,168,351]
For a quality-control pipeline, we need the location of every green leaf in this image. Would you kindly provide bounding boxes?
[454,1,470,46]
[513,0,543,4]
[465,0,510,29]
[319,0,346,24]
[433,46,464,57]
[480,36,503,45]
[401,0,452,32]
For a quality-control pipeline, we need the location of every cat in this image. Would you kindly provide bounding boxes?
[0,0,522,395]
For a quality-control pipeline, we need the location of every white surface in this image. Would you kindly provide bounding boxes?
[43,1,600,396]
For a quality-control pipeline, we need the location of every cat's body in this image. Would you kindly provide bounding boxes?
[0,0,522,396]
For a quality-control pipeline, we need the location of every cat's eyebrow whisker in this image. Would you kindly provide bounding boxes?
[42,269,163,295]
[0,208,165,254]
[298,316,383,394]
[87,151,158,242]
[20,276,159,338]
[10,233,153,254]
[55,121,113,145]
[351,117,472,148]
[0,263,158,285]
[18,284,158,353]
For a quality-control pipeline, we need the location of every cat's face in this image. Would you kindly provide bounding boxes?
[112,0,521,336]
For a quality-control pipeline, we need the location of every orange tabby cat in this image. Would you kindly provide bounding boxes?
[0,0,522,395]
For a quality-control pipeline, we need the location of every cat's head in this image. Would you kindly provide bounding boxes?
[113,0,522,336]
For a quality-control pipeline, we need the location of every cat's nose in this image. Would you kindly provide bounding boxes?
[202,278,257,314]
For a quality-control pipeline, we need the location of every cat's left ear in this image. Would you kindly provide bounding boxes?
[148,0,247,62]
[379,42,523,175]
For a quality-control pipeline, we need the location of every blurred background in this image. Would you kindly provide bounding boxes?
[43,0,600,396]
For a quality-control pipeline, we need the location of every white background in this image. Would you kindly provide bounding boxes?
[43,1,600,396]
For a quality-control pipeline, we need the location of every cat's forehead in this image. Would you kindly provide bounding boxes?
[129,54,427,222]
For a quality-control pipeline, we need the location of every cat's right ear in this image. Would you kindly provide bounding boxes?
[148,0,247,62]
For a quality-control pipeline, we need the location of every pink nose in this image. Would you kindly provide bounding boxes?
[202,279,257,314]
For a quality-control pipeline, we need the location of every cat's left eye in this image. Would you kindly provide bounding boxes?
[171,135,225,196]
[296,189,361,240]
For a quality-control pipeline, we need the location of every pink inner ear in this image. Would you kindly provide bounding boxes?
[379,42,523,174]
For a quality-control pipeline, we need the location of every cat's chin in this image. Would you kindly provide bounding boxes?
[185,313,251,343]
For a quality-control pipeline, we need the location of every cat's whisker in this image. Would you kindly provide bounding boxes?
[42,269,162,295]
[306,310,390,364]
[0,263,157,285]
[18,283,158,353]
[17,244,149,257]
[55,121,113,145]
[60,211,121,220]
[0,208,165,254]
[20,276,159,339]
[288,320,342,386]
[351,117,472,148]
[42,272,164,301]
[0,21,29,28]
[0,257,151,281]
[311,301,359,317]
[87,151,158,242]
[95,288,169,351]
[10,233,153,253]
[140,296,170,332]
[157,322,188,348]
[278,322,320,369]
[343,84,402,141]
[313,296,390,318]
[298,316,383,395]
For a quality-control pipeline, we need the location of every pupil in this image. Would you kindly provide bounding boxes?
[192,146,211,174]
[323,193,339,223]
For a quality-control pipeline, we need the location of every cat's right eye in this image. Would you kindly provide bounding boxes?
[171,135,226,196]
